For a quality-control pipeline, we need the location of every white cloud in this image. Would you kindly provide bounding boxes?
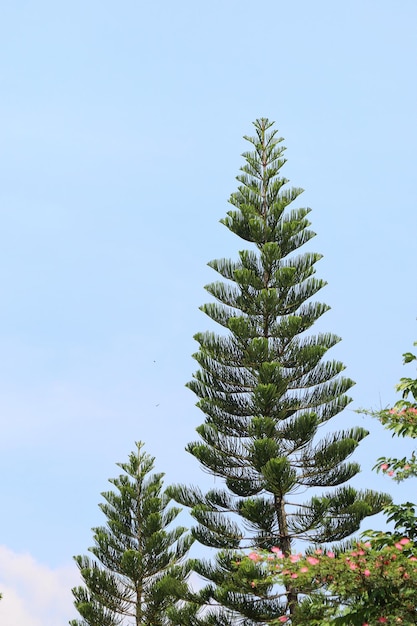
[0,546,210,625]
[0,546,80,626]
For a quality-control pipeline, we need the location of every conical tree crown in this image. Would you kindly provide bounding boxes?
[187,119,362,513]
[172,119,389,625]
[71,442,194,626]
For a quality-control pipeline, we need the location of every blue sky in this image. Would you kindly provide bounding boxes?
[0,1,416,623]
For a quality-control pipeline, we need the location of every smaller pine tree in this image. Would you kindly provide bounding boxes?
[70,442,194,626]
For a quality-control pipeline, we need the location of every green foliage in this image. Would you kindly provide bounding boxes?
[254,541,417,625]
[70,442,194,626]
[172,119,388,624]
[366,348,417,485]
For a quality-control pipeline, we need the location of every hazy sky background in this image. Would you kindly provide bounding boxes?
[1,1,416,623]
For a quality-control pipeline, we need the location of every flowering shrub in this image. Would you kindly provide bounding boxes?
[373,404,417,483]
[372,347,417,483]
[250,539,417,625]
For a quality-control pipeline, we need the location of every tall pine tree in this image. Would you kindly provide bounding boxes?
[172,119,389,624]
[71,442,194,626]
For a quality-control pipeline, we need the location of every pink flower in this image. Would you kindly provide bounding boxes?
[349,562,357,570]
[278,617,288,623]
[364,569,371,577]
[364,542,371,548]
[380,463,389,471]
[327,551,335,558]
[404,465,411,470]
[388,471,395,477]
[399,537,411,545]
[300,566,308,572]
[289,553,301,563]
[290,573,298,578]
[248,552,261,562]
[315,549,323,554]
[306,556,319,565]
[271,546,284,558]
[395,543,404,550]
[378,618,388,623]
